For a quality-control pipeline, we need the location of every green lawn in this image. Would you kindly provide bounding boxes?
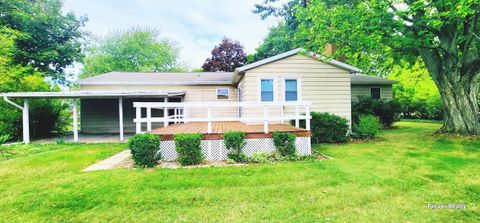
[0,122,479,222]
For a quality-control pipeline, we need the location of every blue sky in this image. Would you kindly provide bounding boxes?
[63,0,280,69]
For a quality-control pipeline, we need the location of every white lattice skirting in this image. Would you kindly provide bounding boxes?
[159,137,311,161]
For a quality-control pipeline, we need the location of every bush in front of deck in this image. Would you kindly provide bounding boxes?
[174,133,204,165]
[303,112,349,144]
[128,133,161,167]
[273,132,296,157]
[224,131,247,163]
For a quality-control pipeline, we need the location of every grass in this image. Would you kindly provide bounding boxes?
[0,122,479,222]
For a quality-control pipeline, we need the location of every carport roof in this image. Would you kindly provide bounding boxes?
[0,90,186,98]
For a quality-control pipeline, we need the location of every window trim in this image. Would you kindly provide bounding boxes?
[282,77,302,102]
[370,87,382,99]
[216,88,230,100]
[257,77,278,102]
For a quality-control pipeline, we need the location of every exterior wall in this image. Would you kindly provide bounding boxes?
[351,85,393,101]
[240,54,352,123]
[80,84,238,120]
[81,98,168,134]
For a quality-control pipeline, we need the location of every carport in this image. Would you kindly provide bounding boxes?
[1,90,185,144]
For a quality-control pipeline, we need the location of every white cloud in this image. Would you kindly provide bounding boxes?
[63,0,280,69]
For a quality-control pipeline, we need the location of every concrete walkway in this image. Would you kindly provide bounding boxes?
[83,150,131,171]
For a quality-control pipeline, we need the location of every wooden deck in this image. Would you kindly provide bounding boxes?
[150,121,311,140]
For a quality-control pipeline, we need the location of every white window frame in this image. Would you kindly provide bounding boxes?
[370,87,382,99]
[216,88,230,100]
[257,76,278,102]
[282,77,302,102]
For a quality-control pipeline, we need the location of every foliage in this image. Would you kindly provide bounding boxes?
[389,61,443,120]
[352,115,381,139]
[128,133,161,167]
[248,152,273,163]
[55,137,66,145]
[201,37,246,72]
[0,0,86,83]
[81,27,183,78]
[352,96,401,128]
[273,132,296,157]
[223,131,247,163]
[0,134,9,145]
[293,0,480,134]
[247,23,296,63]
[298,112,349,143]
[0,27,69,140]
[174,133,204,166]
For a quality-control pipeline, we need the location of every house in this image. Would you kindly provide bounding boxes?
[1,48,397,160]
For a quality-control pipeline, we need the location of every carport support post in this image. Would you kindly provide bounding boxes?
[73,100,78,143]
[118,97,124,142]
[23,100,30,144]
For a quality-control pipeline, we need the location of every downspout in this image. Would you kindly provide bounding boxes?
[3,96,23,110]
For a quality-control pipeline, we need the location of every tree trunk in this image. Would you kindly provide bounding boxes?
[435,72,480,135]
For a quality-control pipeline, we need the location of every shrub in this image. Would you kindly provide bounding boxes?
[224,131,247,163]
[273,132,296,157]
[352,96,401,127]
[174,133,204,166]
[298,112,349,143]
[128,133,161,167]
[353,115,381,139]
[248,152,272,163]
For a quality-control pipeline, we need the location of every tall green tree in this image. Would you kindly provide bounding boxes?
[80,27,183,78]
[0,0,86,83]
[248,23,295,63]
[294,0,480,134]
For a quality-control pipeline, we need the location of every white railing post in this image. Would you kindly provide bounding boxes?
[163,99,169,127]
[147,107,152,131]
[295,105,300,128]
[73,100,78,143]
[263,106,268,133]
[305,106,311,130]
[280,106,284,124]
[207,107,212,133]
[135,106,141,133]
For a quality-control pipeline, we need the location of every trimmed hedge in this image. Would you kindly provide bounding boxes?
[128,133,161,167]
[353,115,381,139]
[224,131,247,163]
[174,133,204,166]
[298,112,349,143]
[273,132,296,157]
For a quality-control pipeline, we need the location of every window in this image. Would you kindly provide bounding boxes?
[260,79,274,101]
[216,88,229,100]
[371,87,381,99]
[285,79,298,101]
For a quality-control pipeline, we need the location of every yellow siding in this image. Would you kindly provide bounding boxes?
[351,85,393,101]
[80,85,238,119]
[241,54,352,123]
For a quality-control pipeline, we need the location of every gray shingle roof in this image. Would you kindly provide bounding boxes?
[76,72,234,86]
[350,73,398,85]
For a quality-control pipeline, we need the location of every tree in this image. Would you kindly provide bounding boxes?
[202,37,247,72]
[0,27,68,140]
[247,23,296,63]
[0,0,86,83]
[294,0,480,134]
[80,27,183,78]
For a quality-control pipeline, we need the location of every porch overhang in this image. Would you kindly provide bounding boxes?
[0,90,186,99]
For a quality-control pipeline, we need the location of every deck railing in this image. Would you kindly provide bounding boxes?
[133,101,312,134]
